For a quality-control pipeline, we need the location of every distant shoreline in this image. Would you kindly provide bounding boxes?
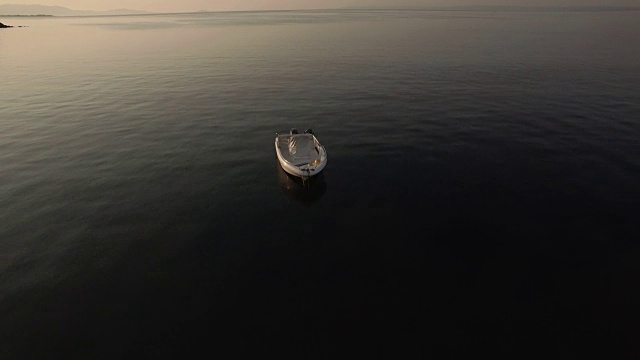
[1,14,52,17]
[1,6,639,18]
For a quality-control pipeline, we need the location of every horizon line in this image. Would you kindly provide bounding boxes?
[2,4,640,17]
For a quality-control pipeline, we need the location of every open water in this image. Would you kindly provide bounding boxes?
[1,9,639,358]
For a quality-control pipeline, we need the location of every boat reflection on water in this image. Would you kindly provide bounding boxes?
[276,162,327,205]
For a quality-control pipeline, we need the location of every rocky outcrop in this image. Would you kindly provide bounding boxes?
[0,22,13,28]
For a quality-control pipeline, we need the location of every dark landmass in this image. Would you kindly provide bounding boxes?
[0,21,27,28]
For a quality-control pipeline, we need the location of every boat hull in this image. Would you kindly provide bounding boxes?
[277,153,327,178]
[274,133,327,178]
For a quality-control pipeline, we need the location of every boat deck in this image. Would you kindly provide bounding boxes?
[276,134,321,165]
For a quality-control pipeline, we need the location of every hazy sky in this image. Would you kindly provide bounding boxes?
[2,1,638,12]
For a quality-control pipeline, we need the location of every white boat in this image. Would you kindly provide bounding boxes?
[275,128,327,179]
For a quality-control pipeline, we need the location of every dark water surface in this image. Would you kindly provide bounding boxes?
[1,9,639,358]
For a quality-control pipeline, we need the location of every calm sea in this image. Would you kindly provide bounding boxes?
[1,9,639,358]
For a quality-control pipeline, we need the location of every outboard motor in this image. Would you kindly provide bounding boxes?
[290,128,299,135]
[304,129,314,135]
